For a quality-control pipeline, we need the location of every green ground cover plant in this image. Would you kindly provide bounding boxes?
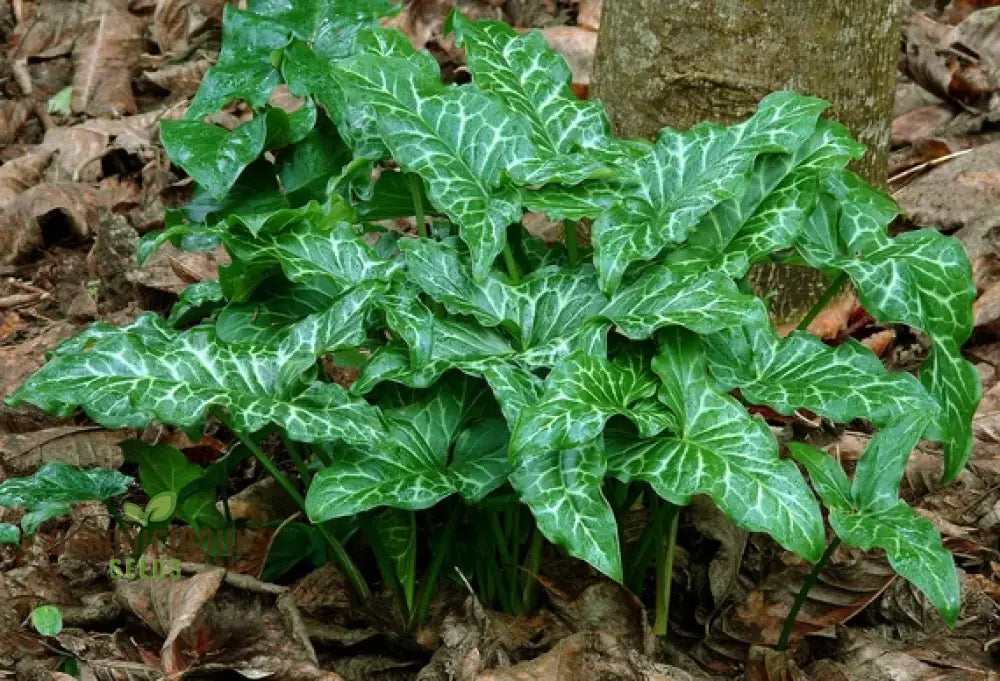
[6,0,980,635]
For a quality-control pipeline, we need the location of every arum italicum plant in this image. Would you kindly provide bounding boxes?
[7,0,980,636]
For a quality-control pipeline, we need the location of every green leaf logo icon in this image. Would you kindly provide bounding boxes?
[144,491,177,524]
[122,502,147,526]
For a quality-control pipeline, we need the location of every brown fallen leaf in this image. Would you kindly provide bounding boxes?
[539,26,596,97]
[577,0,603,31]
[0,182,103,265]
[42,125,109,182]
[891,104,956,146]
[745,646,809,681]
[0,100,34,146]
[6,0,88,59]
[860,329,896,357]
[115,566,342,680]
[0,426,129,477]
[894,139,1000,230]
[950,0,1000,24]
[901,8,1000,112]
[72,0,146,116]
[142,58,211,99]
[693,546,894,671]
[0,321,77,398]
[151,0,215,55]
[475,631,695,681]
[128,243,229,294]
[0,149,52,210]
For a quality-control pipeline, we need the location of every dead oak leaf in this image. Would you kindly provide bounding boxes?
[72,0,146,116]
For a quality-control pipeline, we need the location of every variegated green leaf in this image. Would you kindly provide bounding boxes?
[168,281,224,328]
[306,377,508,520]
[510,351,673,456]
[797,170,979,480]
[786,443,852,512]
[830,502,959,626]
[400,238,608,358]
[510,440,622,580]
[600,257,757,339]
[276,280,384,392]
[606,329,825,561]
[354,297,518,392]
[591,91,828,292]
[6,315,388,448]
[703,305,938,427]
[216,279,342,345]
[790,436,960,625]
[521,181,626,221]
[849,414,926,511]
[0,463,131,508]
[333,54,534,279]
[185,6,289,120]
[447,12,617,185]
[161,116,268,200]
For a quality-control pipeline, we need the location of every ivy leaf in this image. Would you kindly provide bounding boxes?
[333,54,534,279]
[161,116,268,200]
[186,6,290,120]
[0,524,19,544]
[249,0,397,59]
[6,315,388,448]
[831,503,959,626]
[400,238,608,356]
[447,12,616,185]
[168,281,224,328]
[21,503,72,535]
[510,351,673,456]
[592,91,827,293]
[307,377,508,520]
[521,181,626,221]
[276,280,384,392]
[355,297,518,392]
[600,257,758,339]
[0,462,131,507]
[606,329,825,561]
[797,172,979,481]
[216,279,342,345]
[371,508,417,608]
[786,443,852,512]
[511,440,622,581]
[703,305,938,427]
[850,415,926,511]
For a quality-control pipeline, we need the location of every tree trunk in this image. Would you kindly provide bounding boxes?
[592,0,901,324]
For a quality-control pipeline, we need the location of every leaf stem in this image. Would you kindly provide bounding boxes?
[361,514,410,618]
[407,174,427,238]
[214,410,371,600]
[653,499,680,637]
[502,243,522,283]
[521,527,543,612]
[410,505,460,630]
[280,432,312,487]
[777,536,841,650]
[564,220,579,266]
[796,271,849,332]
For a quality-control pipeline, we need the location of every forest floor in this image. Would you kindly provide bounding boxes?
[2,1,1000,679]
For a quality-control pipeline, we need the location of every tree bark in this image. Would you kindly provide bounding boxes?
[592,0,902,324]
